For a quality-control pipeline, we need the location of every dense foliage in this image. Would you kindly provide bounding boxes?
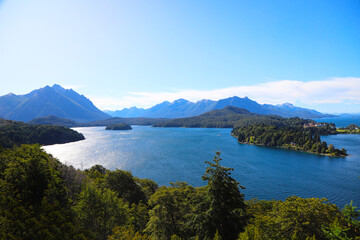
[28,115,78,127]
[239,197,356,240]
[0,146,359,239]
[197,152,248,239]
[105,123,132,130]
[338,124,360,134]
[0,145,85,239]
[0,119,85,148]
[233,115,316,128]
[231,118,347,156]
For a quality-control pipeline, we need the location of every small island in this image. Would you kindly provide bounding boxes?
[105,123,132,130]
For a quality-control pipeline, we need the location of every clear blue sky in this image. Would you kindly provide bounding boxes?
[0,0,359,113]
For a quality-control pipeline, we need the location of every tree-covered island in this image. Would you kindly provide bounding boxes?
[105,123,132,130]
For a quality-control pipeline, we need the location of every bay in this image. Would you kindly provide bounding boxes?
[44,126,360,208]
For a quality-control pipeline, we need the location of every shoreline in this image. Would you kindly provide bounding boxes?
[231,133,347,157]
[237,141,347,157]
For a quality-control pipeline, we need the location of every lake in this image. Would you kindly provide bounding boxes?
[312,116,360,128]
[44,126,360,208]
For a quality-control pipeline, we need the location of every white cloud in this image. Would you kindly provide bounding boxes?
[62,84,83,90]
[92,77,360,111]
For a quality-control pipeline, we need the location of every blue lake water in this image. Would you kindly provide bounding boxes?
[312,116,360,128]
[44,126,360,208]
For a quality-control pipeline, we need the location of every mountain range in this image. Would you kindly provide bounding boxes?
[0,84,335,123]
[105,96,334,119]
[0,84,110,122]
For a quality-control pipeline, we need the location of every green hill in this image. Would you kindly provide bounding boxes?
[153,106,260,128]
[28,115,78,127]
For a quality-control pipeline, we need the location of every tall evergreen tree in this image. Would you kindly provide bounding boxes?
[196,152,248,240]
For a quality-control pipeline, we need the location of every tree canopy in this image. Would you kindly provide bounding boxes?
[0,119,84,148]
[0,147,359,239]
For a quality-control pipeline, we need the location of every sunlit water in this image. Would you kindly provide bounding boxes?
[44,126,360,208]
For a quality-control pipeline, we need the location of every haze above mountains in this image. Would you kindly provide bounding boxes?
[0,84,338,123]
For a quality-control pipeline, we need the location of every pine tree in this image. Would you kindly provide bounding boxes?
[198,152,248,240]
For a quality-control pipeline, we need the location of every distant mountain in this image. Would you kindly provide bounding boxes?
[0,84,110,122]
[0,93,28,117]
[275,103,332,118]
[104,107,147,118]
[108,96,334,119]
[339,113,360,118]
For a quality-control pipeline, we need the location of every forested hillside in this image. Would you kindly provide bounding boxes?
[28,115,78,127]
[232,117,347,156]
[0,146,359,240]
[0,119,84,148]
[153,106,258,128]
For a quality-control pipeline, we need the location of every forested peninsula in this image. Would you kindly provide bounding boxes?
[232,117,347,157]
[0,119,84,148]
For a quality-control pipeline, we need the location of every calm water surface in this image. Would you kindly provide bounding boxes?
[313,116,360,128]
[44,126,360,208]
